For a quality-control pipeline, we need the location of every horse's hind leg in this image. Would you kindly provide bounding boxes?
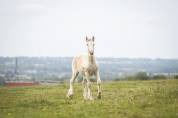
[67,71,79,98]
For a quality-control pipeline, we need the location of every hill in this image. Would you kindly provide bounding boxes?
[0,57,178,81]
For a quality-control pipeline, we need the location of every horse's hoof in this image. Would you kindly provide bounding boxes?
[67,94,73,99]
[97,93,101,99]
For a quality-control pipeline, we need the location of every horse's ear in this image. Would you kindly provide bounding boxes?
[86,36,88,42]
[92,36,95,41]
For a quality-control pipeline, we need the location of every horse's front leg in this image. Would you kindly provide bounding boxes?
[82,78,87,100]
[67,71,78,98]
[96,69,101,99]
[85,73,93,100]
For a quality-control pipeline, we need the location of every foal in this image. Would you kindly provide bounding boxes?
[67,36,101,100]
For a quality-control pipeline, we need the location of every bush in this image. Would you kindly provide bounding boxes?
[115,72,151,81]
[153,75,167,80]
[124,72,150,80]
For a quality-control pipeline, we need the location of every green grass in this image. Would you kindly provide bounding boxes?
[0,79,178,118]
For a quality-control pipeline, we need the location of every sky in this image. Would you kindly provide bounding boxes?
[0,0,178,58]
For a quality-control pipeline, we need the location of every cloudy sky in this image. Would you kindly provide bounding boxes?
[0,0,177,58]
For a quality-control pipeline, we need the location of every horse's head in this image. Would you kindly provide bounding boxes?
[86,36,95,55]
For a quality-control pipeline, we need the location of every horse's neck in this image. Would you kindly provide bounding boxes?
[88,54,95,65]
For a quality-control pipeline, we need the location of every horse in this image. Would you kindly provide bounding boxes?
[67,36,101,100]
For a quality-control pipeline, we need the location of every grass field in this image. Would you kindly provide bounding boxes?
[0,79,178,118]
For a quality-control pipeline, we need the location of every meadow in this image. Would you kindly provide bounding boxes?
[0,79,178,118]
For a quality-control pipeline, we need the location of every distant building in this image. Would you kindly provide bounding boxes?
[4,57,32,81]
[14,57,19,75]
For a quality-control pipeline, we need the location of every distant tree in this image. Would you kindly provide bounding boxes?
[123,72,150,80]
[174,75,178,79]
[135,72,150,80]
[0,76,5,86]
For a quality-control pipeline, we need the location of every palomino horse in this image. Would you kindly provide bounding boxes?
[67,36,101,100]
